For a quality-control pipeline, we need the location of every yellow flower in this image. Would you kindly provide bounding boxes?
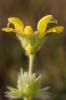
[2,15,64,55]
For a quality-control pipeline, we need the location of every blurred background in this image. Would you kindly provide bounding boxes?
[0,0,66,100]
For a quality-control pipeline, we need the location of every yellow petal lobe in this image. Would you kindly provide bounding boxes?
[8,17,24,31]
[2,28,23,36]
[34,31,39,37]
[46,26,64,33]
[40,26,64,38]
[2,28,13,32]
[24,26,33,37]
[37,15,53,33]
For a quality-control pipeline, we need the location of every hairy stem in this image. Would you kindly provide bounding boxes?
[29,54,34,76]
[24,97,31,100]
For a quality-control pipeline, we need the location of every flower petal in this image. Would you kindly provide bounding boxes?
[24,26,33,38]
[8,17,24,31]
[2,28,23,35]
[24,26,33,34]
[2,28,13,32]
[41,26,64,38]
[46,26,64,33]
[37,15,53,33]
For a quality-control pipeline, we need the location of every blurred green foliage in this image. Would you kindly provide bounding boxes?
[0,0,66,100]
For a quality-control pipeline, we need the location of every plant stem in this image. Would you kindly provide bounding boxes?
[24,97,31,100]
[29,54,34,76]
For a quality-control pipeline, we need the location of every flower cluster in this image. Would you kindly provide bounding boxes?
[2,15,64,55]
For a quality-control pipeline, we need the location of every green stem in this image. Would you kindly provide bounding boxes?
[29,54,34,76]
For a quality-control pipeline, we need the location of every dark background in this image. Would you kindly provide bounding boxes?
[0,0,66,100]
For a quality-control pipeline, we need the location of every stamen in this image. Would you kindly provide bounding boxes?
[7,22,10,28]
[49,18,57,24]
